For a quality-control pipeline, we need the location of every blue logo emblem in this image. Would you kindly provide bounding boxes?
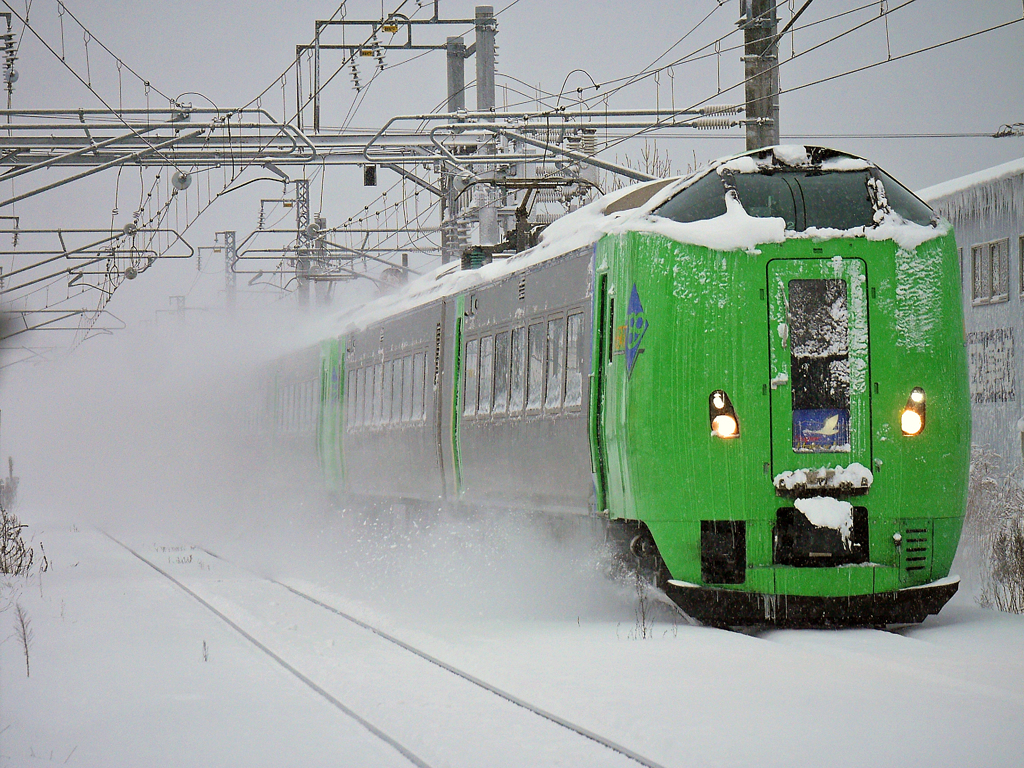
[625,283,648,377]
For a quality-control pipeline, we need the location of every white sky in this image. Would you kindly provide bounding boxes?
[1,0,1022,329]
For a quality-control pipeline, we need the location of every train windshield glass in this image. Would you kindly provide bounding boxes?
[733,171,875,231]
[788,278,851,453]
[651,172,727,223]
[874,169,935,226]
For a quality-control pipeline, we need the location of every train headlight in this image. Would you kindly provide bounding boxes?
[709,390,740,438]
[901,387,926,436]
[712,414,738,438]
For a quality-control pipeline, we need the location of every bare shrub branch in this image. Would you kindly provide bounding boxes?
[15,602,33,677]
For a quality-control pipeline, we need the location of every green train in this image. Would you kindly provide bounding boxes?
[265,145,969,626]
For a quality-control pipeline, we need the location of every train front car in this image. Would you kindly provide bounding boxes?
[595,146,969,627]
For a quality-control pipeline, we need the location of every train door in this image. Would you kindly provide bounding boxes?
[590,272,611,511]
[767,258,871,478]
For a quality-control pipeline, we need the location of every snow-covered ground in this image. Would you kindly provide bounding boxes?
[2,501,1021,768]
[1,323,1020,767]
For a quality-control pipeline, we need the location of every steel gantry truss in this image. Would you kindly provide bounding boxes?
[0,0,753,364]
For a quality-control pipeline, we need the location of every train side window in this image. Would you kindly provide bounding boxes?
[347,371,354,428]
[360,369,368,427]
[527,323,545,411]
[402,356,414,422]
[464,338,480,416]
[307,381,314,431]
[565,313,584,408]
[545,318,565,410]
[391,358,402,422]
[345,370,354,428]
[365,367,374,427]
[412,352,425,420]
[371,363,381,424]
[283,385,290,432]
[510,327,526,413]
[285,385,291,432]
[376,366,385,428]
[353,369,362,427]
[493,331,511,415]
[345,374,352,428]
[479,335,494,415]
[293,385,299,431]
[303,382,310,431]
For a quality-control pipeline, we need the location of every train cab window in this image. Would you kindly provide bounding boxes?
[546,318,565,410]
[565,313,584,408]
[527,323,545,410]
[874,169,935,226]
[732,171,874,231]
[402,356,414,422]
[412,352,426,420]
[464,338,480,416]
[493,331,511,415]
[510,326,526,413]
[478,336,495,415]
[652,172,727,223]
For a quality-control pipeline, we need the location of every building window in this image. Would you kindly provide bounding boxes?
[973,238,1010,305]
[1019,235,1024,295]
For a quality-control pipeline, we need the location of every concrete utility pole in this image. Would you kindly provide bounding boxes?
[441,36,467,264]
[740,0,780,150]
[446,36,467,113]
[475,5,499,247]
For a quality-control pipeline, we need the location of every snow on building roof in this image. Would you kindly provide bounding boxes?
[917,157,1024,203]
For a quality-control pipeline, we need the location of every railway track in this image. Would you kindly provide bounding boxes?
[105,533,668,768]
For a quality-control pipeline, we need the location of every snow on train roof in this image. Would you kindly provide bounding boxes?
[303,146,942,340]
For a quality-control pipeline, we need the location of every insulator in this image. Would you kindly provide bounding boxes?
[580,129,597,155]
[699,104,744,116]
[690,117,737,130]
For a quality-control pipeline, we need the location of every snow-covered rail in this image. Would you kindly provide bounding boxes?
[270,578,667,768]
[196,546,669,768]
[104,533,434,768]
[102,532,664,768]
